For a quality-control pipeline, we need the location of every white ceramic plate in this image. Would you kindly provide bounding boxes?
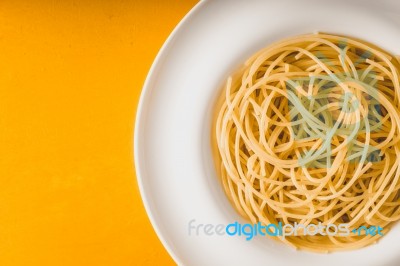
[135,1,400,265]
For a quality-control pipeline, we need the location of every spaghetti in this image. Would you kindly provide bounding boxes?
[213,33,400,252]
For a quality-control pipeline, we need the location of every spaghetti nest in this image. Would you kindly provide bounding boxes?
[213,33,400,252]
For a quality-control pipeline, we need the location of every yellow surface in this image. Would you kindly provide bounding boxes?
[0,1,198,265]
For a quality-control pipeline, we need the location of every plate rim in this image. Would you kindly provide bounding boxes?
[134,1,207,264]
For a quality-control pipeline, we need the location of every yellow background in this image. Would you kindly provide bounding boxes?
[0,1,197,265]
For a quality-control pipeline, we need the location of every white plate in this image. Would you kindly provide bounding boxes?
[135,1,400,265]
